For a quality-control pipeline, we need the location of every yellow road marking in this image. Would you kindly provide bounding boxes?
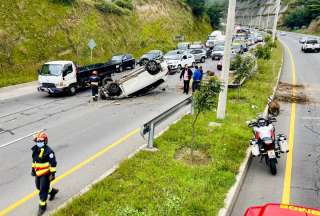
[0,128,140,216]
[281,41,297,204]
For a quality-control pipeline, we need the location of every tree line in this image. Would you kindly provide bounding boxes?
[283,0,320,29]
[185,0,225,29]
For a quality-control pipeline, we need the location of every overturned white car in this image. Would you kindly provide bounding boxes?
[100,60,169,99]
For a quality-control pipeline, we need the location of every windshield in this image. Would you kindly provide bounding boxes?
[214,46,224,51]
[111,55,123,61]
[40,64,63,76]
[166,50,178,55]
[307,40,318,44]
[143,53,157,58]
[177,43,189,49]
[164,54,179,60]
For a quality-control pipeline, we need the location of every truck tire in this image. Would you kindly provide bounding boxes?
[107,82,122,97]
[68,85,77,96]
[201,57,205,63]
[119,66,123,73]
[145,60,161,75]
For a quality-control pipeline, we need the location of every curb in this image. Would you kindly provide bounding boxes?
[49,106,190,215]
[217,44,284,216]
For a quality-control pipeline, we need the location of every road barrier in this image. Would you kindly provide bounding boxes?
[140,96,193,149]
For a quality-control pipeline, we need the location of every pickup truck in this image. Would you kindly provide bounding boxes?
[38,61,112,96]
[301,38,320,53]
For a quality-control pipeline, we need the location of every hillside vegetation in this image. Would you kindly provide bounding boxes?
[0,0,212,87]
[282,0,320,34]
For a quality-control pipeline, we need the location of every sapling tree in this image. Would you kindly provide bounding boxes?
[190,78,222,162]
[233,54,255,100]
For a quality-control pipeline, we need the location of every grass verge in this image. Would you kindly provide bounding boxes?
[54,42,283,216]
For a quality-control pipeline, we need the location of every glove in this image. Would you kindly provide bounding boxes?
[31,169,36,177]
[49,173,56,181]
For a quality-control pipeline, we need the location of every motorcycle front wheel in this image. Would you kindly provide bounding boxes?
[265,156,277,176]
[269,159,277,176]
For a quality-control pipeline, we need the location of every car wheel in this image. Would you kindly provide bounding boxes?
[146,60,161,75]
[119,66,123,72]
[201,57,205,63]
[131,63,136,69]
[107,82,122,97]
[102,77,113,86]
[68,85,77,96]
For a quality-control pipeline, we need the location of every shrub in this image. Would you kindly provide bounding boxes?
[113,0,133,10]
[96,1,131,15]
[255,45,271,60]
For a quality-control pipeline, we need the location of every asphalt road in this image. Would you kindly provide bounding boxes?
[232,32,320,215]
[0,58,220,215]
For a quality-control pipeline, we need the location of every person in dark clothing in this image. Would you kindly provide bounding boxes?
[199,66,204,81]
[89,71,100,101]
[192,66,202,93]
[31,132,58,216]
[180,64,193,95]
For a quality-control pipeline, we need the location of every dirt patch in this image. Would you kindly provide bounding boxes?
[275,82,309,103]
[175,148,210,166]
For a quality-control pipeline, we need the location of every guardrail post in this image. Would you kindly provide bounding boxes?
[147,123,155,149]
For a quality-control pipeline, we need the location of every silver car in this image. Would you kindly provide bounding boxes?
[188,49,206,63]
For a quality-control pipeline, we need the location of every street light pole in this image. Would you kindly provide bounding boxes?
[217,0,237,119]
[272,0,281,42]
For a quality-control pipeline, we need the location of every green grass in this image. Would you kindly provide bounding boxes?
[0,0,211,87]
[54,43,283,216]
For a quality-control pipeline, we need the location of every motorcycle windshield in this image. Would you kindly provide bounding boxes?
[262,137,273,145]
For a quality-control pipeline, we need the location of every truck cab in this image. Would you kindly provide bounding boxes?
[38,61,78,95]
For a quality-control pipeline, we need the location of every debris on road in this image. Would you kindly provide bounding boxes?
[275,82,309,103]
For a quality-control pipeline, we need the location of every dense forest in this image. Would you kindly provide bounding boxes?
[283,0,320,32]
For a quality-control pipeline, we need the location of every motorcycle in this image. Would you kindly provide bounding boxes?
[248,117,288,175]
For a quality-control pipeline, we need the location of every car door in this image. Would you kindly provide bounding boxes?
[181,55,188,66]
[62,64,75,86]
[187,54,194,66]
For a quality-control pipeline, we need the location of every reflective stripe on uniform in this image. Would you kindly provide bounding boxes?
[49,167,56,172]
[39,200,46,206]
[33,162,49,169]
[36,169,50,176]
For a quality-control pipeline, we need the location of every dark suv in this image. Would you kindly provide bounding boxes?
[138,50,163,66]
[106,54,136,73]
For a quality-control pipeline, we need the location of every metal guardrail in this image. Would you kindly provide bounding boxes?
[140,96,193,149]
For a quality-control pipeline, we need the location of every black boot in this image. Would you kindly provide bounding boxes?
[49,188,59,201]
[37,204,46,216]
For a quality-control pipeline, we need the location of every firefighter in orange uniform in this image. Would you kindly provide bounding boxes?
[31,132,59,216]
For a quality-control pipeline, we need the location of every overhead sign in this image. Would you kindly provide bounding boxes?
[88,39,96,50]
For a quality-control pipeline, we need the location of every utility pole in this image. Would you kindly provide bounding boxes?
[266,6,271,30]
[272,0,281,42]
[217,0,236,119]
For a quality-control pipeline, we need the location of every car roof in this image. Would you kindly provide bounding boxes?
[245,203,320,216]
[45,61,72,65]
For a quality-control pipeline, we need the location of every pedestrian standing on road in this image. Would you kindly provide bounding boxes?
[199,66,204,81]
[192,66,202,93]
[31,132,59,216]
[180,64,193,95]
[89,71,100,101]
